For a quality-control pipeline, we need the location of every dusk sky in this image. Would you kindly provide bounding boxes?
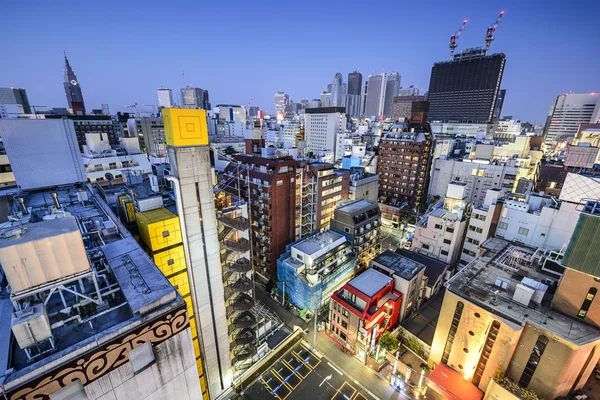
[1,0,599,123]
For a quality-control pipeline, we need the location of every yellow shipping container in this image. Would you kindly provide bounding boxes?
[136,208,182,252]
[152,245,186,276]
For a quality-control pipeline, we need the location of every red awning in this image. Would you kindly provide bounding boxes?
[426,363,484,400]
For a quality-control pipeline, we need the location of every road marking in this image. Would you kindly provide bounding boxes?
[327,362,343,375]
[319,374,332,387]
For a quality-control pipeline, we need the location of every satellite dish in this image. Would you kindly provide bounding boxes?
[105,172,114,185]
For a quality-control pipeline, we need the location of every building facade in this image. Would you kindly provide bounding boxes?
[392,95,427,122]
[181,87,210,110]
[346,71,363,118]
[383,72,401,119]
[348,167,379,202]
[0,87,31,114]
[157,87,174,108]
[364,74,386,118]
[542,93,600,145]
[274,91,289,115]
[304,107,347,161]
[428,50,505,123]
[63,53,86,115]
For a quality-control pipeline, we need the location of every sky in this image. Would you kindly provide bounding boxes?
[1,0,599,124]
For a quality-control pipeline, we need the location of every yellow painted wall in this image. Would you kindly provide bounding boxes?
[163,108,208,147]
[136,208,183,252]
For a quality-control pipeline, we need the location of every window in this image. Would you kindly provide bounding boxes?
[441,250,449,256]
[50,380,88,400]
[340,332,347,341]
[435,224,443,230]
[446,227,454,233]
[443,239,452,245]
[341,308,349,318]
[518,227,529,236]
[277,180,283,186]
[162,230,170,237]
[296,254,303,260]
[422,243,430,250]
[519,335,549,388]
[341,321,348,329]
[130,341,156,374]
[345,227,350,233]
[578,288,597,318]
[498,222,508,230]
[472,321,501,386]
[441,302,464,364]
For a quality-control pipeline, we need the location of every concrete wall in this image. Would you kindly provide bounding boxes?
[553,268,600,328]
[82,329,201,400]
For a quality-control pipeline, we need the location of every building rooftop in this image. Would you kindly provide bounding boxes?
[396,249,448,287]
[336,199,377,215]
[293,230,345,256]
[372,250,425,280]
[347,268,392,298]
[0,184,181,383]
[447,237,600,345]
[401,290,444,346]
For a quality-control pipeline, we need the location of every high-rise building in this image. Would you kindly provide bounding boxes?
[308,99,322,108]
[383,72,401,118]
[320,91,332,107]
[331,72,345,107]
[377,115,434,206]
[157,87,174,108]
[63,52,86,115]
[399,85,420,97]
[248,106,260,118]
[392,95,427,121]
[128,116,166,157]
[304,107,347,161]
[542,92,600,145]
[274,91,289,115]
[492,88,506,120]
[428,49,506,123]
[44,114,120,151]
[0,87,31,114]
[364,74,386,118]
[181,86,210,110]
[346,71,363,118]
[164,109,233,398]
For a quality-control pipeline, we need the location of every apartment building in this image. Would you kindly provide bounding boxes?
[309,163,350,231]
[328,268,402,362]
[304,107,347,162]
[347,167,379,202]
[377,122,434,207]
[330,199,381,271]
[412,182,468,266]
[371,250,425,321]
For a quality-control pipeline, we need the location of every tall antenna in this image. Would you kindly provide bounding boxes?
[182,70,185,88]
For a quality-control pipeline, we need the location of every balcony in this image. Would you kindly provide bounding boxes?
[228,257,252,273]
[224,238,251,253]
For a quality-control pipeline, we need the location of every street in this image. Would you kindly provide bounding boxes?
[252,283,411,400]
[380,225,411,252]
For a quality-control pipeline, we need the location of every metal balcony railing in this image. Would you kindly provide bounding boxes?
[224,238,251,253]
[217,214,250,230]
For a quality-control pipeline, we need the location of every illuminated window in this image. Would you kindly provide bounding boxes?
[441,301,463,364]
[578,288,597,318]
[518,335,549,388]
[472,321,501,386]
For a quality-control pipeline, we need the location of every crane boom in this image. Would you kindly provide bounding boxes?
[485,11,505,52]
[449,20,468,60]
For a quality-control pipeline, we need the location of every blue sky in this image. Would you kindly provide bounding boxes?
[1,0,599,123]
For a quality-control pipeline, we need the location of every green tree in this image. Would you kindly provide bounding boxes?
[223,146,239,156]
[378,332,399,352]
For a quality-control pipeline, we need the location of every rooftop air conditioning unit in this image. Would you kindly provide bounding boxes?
[11,304,52,350]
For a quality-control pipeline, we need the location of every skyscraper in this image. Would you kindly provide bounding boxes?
[427,49,506,123]
[0,87,31,114]
[364,74,386,118]
[331,72,345,107]
[63,52,86,115]
[346,71,363,118]
[157,87,174,108]
[383,72,401,118]
[543,93,600,145]
[274,91,289,115]
[320,92,332,107]
[181,87,210,110]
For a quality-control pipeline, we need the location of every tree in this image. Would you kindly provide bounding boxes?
[223,146,239,156]
[378,332,399,352]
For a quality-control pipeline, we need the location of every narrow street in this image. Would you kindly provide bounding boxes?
[254,283,411,400]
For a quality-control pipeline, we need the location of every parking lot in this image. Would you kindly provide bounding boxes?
[244,343,376,400]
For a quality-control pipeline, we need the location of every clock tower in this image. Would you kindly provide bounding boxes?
[63,51,86,115]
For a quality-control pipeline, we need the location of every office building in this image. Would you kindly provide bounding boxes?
[164,109,233,398]
[412,182,468,266]
[157,87,174,108]
[371,250,425,321]
[320,92,332,108]
[428,50,506,123]
[0,178,201,399]
[308,99,322,109]
[383,72,401,118]
[377,121,434,207]
[364,74,386,118]
[274,91,289,114]
[304,107,347,161]
[128,116,167,158]
[0,87,31,114]
[328,268,402,361]
[248,106,260,118]
[392,95,427,121]
[277,230,356,311]
[542,93,600,145]
[348,167,379,202]
[216,104,247,124]
[63,53,86,115]
[48,114,120,151]
[330,199,381,270]
[399,85,420,97]
[181,86,210,110]
[331,72,345,107]
[346,71,363,118]
[428,235,600,400]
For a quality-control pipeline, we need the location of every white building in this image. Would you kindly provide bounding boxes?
[428,158,530,207]
[81,133,152,184]
[320,92,332,107]
[460,189,581,267]
[157,87,174,108]
[492,119,522,135]
[364,74,387,118]
[282,119,301,148]
[411,182,468,266]
[430,122,491,138]
[543,93,600,145]
[433,138,457,159]
[304,107,347,161]
[274,91,289,114]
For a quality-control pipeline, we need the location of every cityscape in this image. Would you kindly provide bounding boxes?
[1,2,600,400]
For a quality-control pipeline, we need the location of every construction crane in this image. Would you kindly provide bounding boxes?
[449,20,468,59]
[485,11,505,53]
